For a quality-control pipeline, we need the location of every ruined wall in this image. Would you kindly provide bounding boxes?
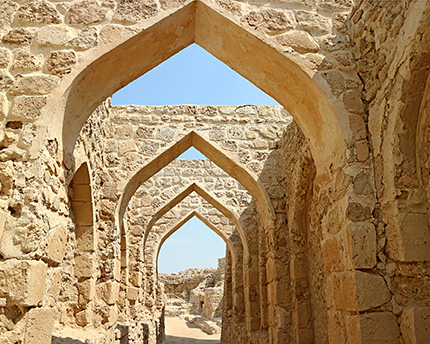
[160,260,225,320]
[0,1,429,344]
[350,0,430,341]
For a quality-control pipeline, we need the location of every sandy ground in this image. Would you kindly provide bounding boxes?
[163,317,221,344]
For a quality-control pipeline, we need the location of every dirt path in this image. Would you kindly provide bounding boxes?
[163,317,221,344]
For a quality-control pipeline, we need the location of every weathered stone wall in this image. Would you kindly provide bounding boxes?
[0,1,429,344]
[350,1,430,342]
[160,260,225,320]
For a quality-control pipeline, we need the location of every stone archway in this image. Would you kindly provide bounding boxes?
[36,0,349,177]
[142,183,248,256]
[117,131,273,237]
[6,0,430,343]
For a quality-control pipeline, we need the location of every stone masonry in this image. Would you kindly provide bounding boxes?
[0,1,429,344]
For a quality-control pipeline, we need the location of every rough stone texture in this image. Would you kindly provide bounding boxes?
[14,1,61,25]
[44,51,77,76]
[0,1,428,344]
[160,260,224,321]
[2,28,34,45]
[0,259,47,306]
[11,49,41,72]
[66,0,108,26]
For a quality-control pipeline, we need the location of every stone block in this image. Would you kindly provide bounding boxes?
[352,171,373,195]
[114,258,121,280]
[129,271,142,287]
[322,235,346,272]
[346,202,372,222]
[74,254,95,278]
[387,212,430,262]
[346,312,400,344]
[342,90,364,114]
[296,10,330,34]
[0,259,46,306]
[67,0,107,25]
[77,278,95,306]
[46,226,67,264]
[276,30,319,53]
[127,286,139,301]
[34,25,74,47]
[290,256,308,280]
[12,49,40,71]
[75,225,95,252]
[24,308,56,344]
[355,141,369,162]
[298,328,314,344]
[75,308,93,327]
[72,201,93,226]
[328,271,391,311]
[400,307,430,344]
[10,96,47,122]
[322,199,347,234]
[96,281,119,305]
[2,28,34,45]
[14,2,61,25]
[9,74,59,96]
[72,184,91,201]
[108,306,118,326]
[349,114,367,141]
[44,50,77,76]
[296,300,310,328]
[346,222,376,269]
[327,311,346,344]
[69,27,98,51]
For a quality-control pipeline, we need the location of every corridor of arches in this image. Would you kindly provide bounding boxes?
[0,1,429,344]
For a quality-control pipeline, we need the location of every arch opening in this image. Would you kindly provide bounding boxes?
[117,131,273,240]
[57,0,347,177]
[156,212,230,342]
[69,162,96,327]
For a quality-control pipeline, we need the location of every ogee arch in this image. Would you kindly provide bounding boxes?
[118,132,272,243]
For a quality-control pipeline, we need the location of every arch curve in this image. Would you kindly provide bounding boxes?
[154,210,237,267]
[118,131,272,241]
[141,182,248,256]
[39,0,346,177]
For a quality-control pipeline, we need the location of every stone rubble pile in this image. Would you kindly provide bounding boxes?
[159,258,225,335]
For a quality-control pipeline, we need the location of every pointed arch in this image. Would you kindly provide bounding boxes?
[69,162,95,254]
[69,161,96,327]
[41,0,347,176]
[141,182,248,256]
[154,210,236,266]
[117,132,272,240]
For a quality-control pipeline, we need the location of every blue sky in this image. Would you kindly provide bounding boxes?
[112,44,279,106]
[113,44,277,273]
[158,217,227,273]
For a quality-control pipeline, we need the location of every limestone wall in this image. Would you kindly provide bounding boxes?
[160,260,225,320]
[350,0,430,341]
[0,1,429,344]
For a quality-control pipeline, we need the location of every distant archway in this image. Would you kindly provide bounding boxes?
[141,182,248,257]
[118,132,273,239]
[155,210,236,267]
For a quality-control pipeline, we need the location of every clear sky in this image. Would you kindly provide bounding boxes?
[111,43,279,106]
[112,44,277,273]
[158,217,227,273]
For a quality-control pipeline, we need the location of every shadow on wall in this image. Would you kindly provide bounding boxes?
[164,335,220,343]
[52,336,87,344]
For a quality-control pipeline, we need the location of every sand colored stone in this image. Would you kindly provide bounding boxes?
[0,0,429,343]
